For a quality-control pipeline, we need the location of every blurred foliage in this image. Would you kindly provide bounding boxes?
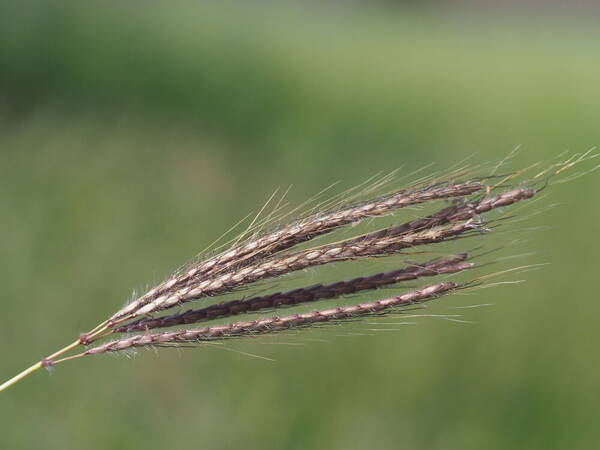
[1,2,599,450]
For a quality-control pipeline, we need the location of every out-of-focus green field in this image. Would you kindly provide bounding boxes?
[1,3,599,449]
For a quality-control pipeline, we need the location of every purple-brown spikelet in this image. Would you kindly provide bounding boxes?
[109,180,484,321]
[6,157,588,393]
[115,254,472,332]
[88,282,459,354]
[127,220,477,317]
[112,188,532,319]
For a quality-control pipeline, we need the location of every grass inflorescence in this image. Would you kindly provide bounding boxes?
[1,153,597,392]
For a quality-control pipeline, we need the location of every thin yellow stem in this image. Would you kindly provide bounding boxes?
[84,323,110,343]
[91,330,113,341]
[0,321,111,393]
[52,352,87,365]
[0,361,43,393]
[0,338,79,393]
[44,339,82,362]
[105,315,133,329]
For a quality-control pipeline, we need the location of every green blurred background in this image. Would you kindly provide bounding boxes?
[1,2,599,449]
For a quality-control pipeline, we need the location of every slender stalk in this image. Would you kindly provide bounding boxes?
[0,322,110,392]
[0,339,80,393]
[0,362,43,393]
